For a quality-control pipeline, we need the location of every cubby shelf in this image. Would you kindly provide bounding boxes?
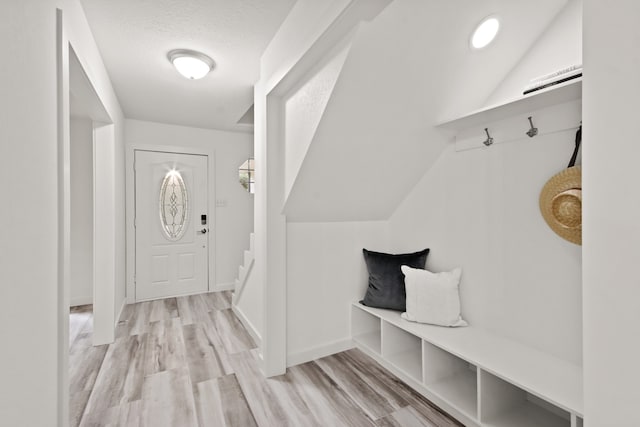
[430,370,477,418]
[482,402,569,427]
[351,302,583,427]
[387,350,422,381]
[353,332,381,355]
[436,77,582,132]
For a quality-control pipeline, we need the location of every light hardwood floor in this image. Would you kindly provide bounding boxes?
[69,292,462,427]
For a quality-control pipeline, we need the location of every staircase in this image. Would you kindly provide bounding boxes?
[232,233,255,305]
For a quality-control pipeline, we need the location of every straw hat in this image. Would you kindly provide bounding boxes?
[539,166,582,245]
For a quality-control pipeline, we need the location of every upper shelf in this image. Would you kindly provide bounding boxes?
[437,78,582,132]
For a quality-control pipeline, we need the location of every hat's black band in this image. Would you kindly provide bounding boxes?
[568,125,582,168]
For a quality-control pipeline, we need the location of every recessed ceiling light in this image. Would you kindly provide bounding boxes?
[168,49,215,80]
[471,16,500,49]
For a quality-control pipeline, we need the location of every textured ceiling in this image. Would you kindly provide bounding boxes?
[80,0,296,132]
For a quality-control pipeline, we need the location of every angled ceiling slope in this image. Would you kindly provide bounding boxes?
[282,37,354,201]
[284,0,569,222]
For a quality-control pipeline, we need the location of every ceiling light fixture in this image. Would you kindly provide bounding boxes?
[471,16,500,49]
[168,49,215,80]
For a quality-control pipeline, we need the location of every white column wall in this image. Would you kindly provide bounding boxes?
[0,1,62,424]
[286,221,389,366]
[582,0,640,425]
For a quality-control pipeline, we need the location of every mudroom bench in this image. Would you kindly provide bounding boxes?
[351,302,583,427]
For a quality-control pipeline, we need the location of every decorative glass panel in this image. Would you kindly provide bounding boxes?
[238,157,255,194]
[159,170,189,241]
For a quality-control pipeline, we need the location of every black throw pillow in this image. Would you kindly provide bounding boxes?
[360,248,429,311]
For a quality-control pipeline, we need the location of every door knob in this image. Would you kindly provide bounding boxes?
[197,228,207,234]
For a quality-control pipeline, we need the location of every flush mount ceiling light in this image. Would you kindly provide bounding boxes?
[471,16,500,49]
[168,49,215,80]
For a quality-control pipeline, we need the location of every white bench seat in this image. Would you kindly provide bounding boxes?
[351,302,584,427]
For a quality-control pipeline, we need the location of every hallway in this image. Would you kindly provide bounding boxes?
[69,292,461,426]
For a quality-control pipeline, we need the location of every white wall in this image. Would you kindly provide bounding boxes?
[583,0,640,425]
[125,119,254,290]
[388,118,583,365]
[70,118,94,306]
[286,221,388,365]
[0,1,61,424]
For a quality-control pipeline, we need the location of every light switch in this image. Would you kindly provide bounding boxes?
[216,199,227,207]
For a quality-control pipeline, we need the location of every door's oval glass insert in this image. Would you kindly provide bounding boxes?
[159,170,189,240]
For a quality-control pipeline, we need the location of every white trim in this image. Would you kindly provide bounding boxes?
[70,296,93,307]
[232,304,262,347]
[233,255,254,302]
[126,143,216,303]
[93,123,117,346]
[286,338,355,368]
[115,298,126,327]
[56,10,70,426]
[215,281,236,291]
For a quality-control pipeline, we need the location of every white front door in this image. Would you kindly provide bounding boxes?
[135,150,209,301]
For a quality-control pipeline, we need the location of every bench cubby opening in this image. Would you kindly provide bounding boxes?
[381,321,422,382]
[351,304,382,355]
[423,340,478,419]
[479,370,571,427]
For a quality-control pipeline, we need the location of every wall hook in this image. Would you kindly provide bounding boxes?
[526,116,538,138]
[483,128,494,146]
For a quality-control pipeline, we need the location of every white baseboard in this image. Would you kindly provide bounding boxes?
[214,282,235,292]
[232,304,262,347]
[115,298,126,326]
[287,338,355,368]
[70,296,92,307]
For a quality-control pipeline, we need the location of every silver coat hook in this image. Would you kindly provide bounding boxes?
[483,128,494,146]
[526,116,538,138]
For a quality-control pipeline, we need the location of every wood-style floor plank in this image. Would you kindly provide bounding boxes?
[194,374,258,427]
[287,361,377,427]
[70,305,93,347]
[229,349,291,426]
[116,301,152,337]
[143,317,186,375]
[149,297,178,323]
[183,321,233,385]
[202,290,232,311]
[82,334,147,415]
[139,368,198,427]
[316,352,403,420]
[214,308,256,354]
[177,294,211,326]
[376,406,438,427]
[263,370,323,427]
[79,400,141,427]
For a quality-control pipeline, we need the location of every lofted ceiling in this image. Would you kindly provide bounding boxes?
[80,0,296,132]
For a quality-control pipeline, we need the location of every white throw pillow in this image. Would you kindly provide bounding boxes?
[401,265,467,327]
